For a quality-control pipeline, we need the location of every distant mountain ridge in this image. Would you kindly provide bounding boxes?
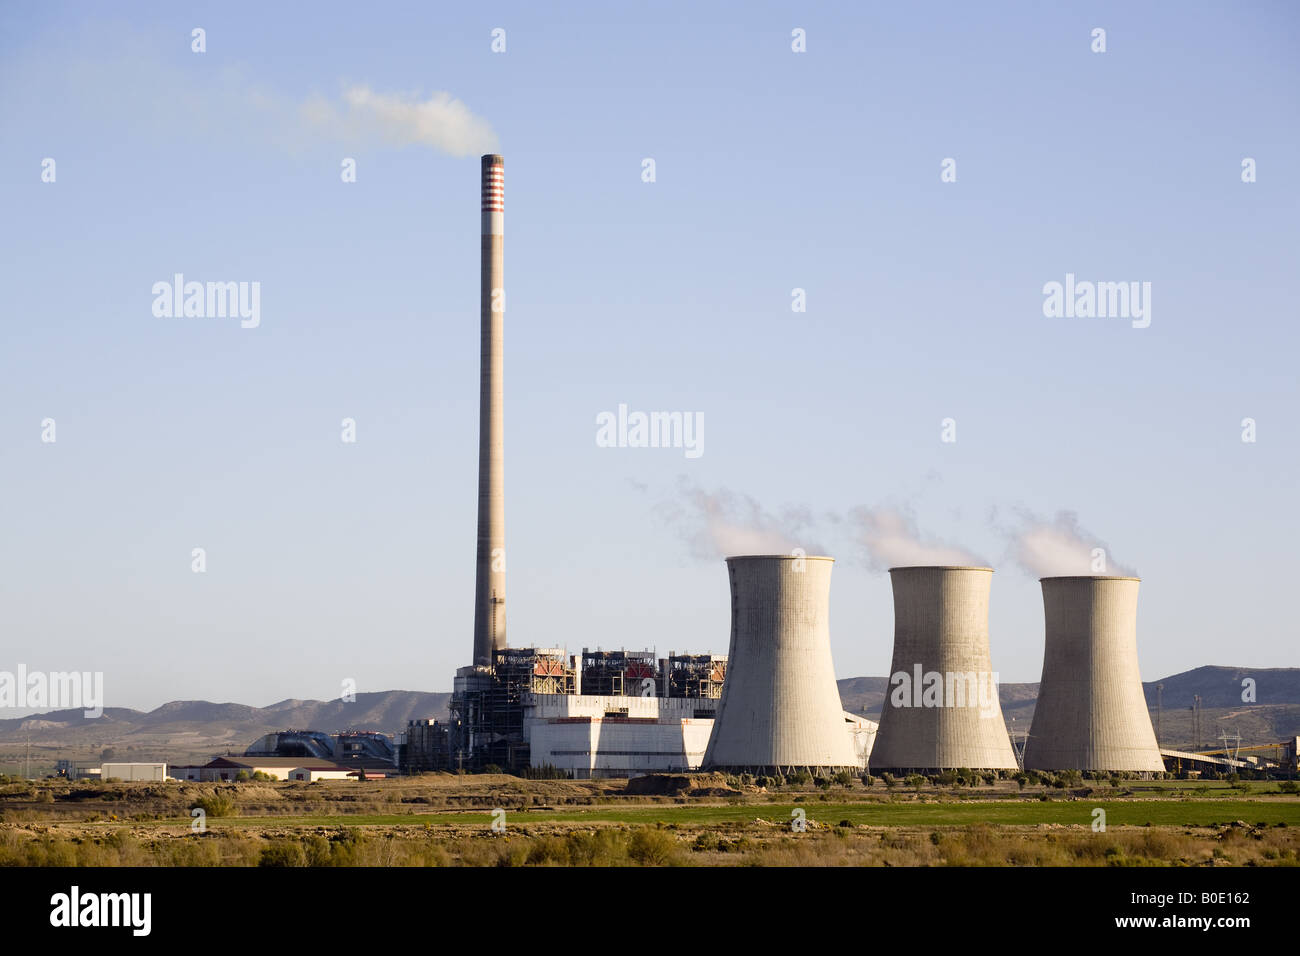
[836,666,1300,717]
[1,666,1296,767]
[0,692,453,766]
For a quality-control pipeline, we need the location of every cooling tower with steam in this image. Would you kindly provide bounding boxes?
[703,555,858,774]
[869,566,1019,772]
[1023,576,1164,772]
[472,154,507,665]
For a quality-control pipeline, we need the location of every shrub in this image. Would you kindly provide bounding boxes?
[692,832,719,852]
[259,839,306,867]
[328,828,366,866]
[628,828,678,866]
[564,830,627,866]
[194,793,236,818]
[519,764,569,780]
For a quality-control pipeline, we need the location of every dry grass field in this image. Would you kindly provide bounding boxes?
[2,772,1297,867]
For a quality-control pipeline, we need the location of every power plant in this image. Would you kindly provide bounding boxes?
[869,566,1019,772]
[399,157,1173,780]
[1023,576,1165,772]
[703,556,861,774]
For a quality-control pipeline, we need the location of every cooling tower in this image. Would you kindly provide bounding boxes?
[703,555,858,774]
[1023,576,1164,772]
[472,154,507,665]
[869,567,1019,772]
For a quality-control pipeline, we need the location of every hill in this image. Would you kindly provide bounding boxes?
[0,691,450,770]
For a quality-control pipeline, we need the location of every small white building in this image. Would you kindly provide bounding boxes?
[100,762,167,782]
[842,712,877,769]
[287,766,355,782]
[198,756,353,781]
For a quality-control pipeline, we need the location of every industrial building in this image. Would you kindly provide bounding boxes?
[526,695,716,778]
[413,646,730,774]
[286,765,356,782]
[1023,576,1165,772]
[100,762,167,782]
[244,729,396,772]
[187,756,362,782]
[703,555,863,775]
[869,566,1019,772]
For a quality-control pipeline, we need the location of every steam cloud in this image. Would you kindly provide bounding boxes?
[1000,509,1136,578]
[298,85,498,156]
[658,481,823,559]
[657,483,983,569]
[655,488,1130,579]
[848,506,986,570]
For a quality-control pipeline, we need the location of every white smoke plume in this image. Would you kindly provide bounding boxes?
[999,508,1136,578]
[658,480,823,560]
[848,506,986,570]
[298,85,498,156]
[30,46,499,159]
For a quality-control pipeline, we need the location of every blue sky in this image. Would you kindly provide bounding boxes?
[1,1,1297,713]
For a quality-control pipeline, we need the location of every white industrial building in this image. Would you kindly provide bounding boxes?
[100,762,167,782]
[525,692,873,778]
[524,694,714,778]
[287,766,355,782]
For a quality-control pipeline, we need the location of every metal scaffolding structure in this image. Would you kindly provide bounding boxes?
[663,652,727,699]
[580,648,657,696]
[447,647,576,771]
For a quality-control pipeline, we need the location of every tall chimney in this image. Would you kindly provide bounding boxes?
[473,154,506,665]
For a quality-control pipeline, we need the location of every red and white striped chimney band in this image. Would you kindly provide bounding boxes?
[481,156,504,212]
